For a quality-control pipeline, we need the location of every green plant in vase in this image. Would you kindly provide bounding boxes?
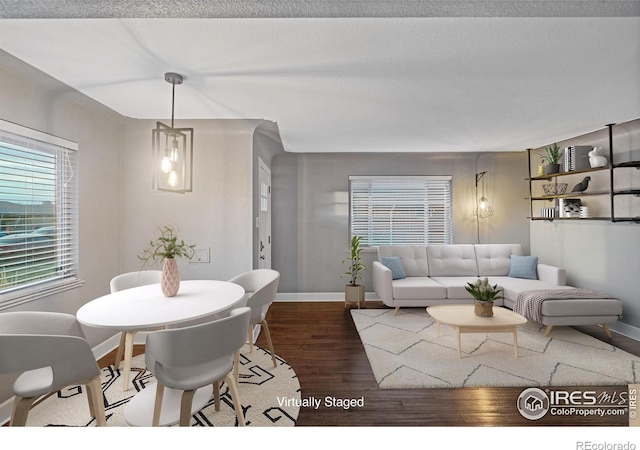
[138,226,195,297]
[465,277,502,317]
[341,235,367,307]
[539,143,563,175]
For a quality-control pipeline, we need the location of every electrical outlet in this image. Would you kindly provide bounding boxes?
[190,248,210,263]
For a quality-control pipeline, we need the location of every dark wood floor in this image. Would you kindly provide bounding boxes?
[99,300,639,428]
[254,301,639,427]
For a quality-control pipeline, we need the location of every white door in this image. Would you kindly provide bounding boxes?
[258,159,271,269]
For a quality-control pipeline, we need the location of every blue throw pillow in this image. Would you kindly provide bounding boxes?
[508,255,539,280]
[381,256,407,280]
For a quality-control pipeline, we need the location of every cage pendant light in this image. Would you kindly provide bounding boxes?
[152,72,193,193]
[474,171,494,218]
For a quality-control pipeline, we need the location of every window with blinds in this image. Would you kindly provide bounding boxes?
[0,120,80,308]
[349,176,453,247]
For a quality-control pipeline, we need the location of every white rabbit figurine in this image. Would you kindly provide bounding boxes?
[588,147,607,168]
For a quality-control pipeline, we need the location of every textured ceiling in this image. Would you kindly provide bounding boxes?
[0,2,639,153]
[1,0,639,18]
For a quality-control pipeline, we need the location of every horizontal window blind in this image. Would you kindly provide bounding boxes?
[350,176,452,247]
[0,121,79,306]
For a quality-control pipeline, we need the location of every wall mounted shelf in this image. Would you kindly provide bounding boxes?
[527,123,640,224]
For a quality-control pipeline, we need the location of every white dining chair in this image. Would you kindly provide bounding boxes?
[228,269,280,376]
[0,311,106,426]
[110,270,162,390]
[145,307,251,426]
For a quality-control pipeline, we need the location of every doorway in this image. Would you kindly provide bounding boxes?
[258,158,271,269]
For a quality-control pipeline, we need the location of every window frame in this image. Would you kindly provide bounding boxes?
[348,175,453,248]
[0,119,83,310]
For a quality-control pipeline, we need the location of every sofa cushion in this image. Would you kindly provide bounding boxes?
[475,244,523,276]
[381,256,406,280]
[391,277,447,300]
[426,244,478,276]
[378,245,428,277]
[540,298,623,317]
[509,255,539,280]
[430,277,480,299]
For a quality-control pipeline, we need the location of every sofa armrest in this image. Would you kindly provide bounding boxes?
[372,261,393,306]
[537,263,567,286]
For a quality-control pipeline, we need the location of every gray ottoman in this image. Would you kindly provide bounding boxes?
[539,297,623,337]
[512,288,623,338]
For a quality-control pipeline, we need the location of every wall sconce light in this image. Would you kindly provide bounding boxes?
[152,72,193,193]
[474,171,494,219]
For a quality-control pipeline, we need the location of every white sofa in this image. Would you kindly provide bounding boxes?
[372,244,622,336]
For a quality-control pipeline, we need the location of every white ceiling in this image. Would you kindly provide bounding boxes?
[0,2,639,153]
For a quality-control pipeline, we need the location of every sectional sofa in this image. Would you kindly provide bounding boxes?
[372,243,622,336]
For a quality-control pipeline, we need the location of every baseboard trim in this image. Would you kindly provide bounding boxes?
[608,320,640,342]
[275,292,378,302]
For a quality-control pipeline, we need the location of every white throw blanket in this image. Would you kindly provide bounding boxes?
[514,288,616,323]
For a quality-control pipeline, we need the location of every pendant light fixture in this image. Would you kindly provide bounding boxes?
[152,72,193,193]
[474,171,494,219]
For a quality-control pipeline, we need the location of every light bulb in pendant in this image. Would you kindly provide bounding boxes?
[160,156,172,173]
[170,140,179,162]
[168,170,178,187]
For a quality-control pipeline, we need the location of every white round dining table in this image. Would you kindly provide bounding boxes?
[77,279,246,427]
[76,279,245,330]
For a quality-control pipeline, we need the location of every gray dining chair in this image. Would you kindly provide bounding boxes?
[228,269,280,377]
[0,311,106,426]
[110,270,162,390]
[145,306,251,426]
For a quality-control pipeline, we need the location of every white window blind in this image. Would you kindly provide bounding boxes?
[349,176,453,247]
[0,120,80,308]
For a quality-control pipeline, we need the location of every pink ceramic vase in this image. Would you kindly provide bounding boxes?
[161,258,180,297]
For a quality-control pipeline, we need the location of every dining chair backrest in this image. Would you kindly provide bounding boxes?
[145,307,251,390]
[110,270,162,293]
[0,311,100,397]
[228,269,280,324]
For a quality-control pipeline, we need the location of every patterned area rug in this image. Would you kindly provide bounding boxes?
[351,308,640,389]
[25,345,300,426]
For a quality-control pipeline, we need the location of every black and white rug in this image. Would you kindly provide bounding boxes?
[352,308,640,389]
[26,345,300,427]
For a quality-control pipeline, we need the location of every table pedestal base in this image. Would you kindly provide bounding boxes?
[124,382,213,426]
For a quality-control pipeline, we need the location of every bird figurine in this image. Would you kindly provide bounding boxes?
[571,176,591,192]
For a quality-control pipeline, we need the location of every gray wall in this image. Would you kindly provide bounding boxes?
[272,151,530,293]
[0,51,279,408]
[119,118,264,282]
[530,119,640,337]
[0,50,124,402]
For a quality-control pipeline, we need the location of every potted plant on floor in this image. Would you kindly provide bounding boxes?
[540,143,563,175]
[342,235,367,308]
[138,225,196,297]
[465,277,502,317]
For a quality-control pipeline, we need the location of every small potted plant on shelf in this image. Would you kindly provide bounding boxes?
[465,277,502,317]
[138,225,196,297]
[341,235,367,308]
[540,143,563,175]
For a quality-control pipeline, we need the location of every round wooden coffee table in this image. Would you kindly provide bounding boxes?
[426,304,527,358]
